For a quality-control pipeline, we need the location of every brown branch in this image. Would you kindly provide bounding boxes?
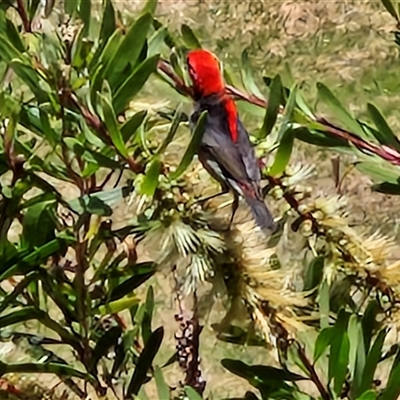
[157,60,400,166]
[16,0,31,32]
[67,93,144,174]
[296,343,331,400]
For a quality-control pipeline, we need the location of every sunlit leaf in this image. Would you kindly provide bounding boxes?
[113,55,160,115]
[140,157,161,197]
[105,13,153,89]
[155,366,170,400]
[317,82,366,138]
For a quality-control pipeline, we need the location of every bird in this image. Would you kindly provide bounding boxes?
[186,49,276,233]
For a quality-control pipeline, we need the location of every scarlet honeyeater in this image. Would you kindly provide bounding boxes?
[186,49,276,232]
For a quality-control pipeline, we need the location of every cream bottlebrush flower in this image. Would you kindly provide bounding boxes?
[142,210,226,294]
[224,219,308,342]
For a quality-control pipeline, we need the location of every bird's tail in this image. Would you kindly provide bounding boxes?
[243,192,276,233]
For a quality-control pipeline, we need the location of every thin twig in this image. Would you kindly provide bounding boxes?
[15,0,31,32]
[296,344,331,400]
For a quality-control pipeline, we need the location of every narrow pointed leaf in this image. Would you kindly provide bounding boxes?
[89,326,122,373]
[313,327,333,362]
[359,329,387,395]
[269,129,294,176]
[113,55,159,115]
[140,157,161,196]
[99,0,115,46]
[356,390,377,400]
[143,0,158,15]
[98,296,140,315]
[184,386,203,400]
[181,24,202,49]
[155,367,169,400]
[317,82,365,137]
[367,103,400,149]
[121,111,147,142]
[381,0,399,20]
[99,94,128,158]
[259,74,283,139]
[126,327,164,397]
[241,49,264,99]
[0,361,95,383]
[105,13,153,88]
[170,110,207,179]
[380,361,400,400]
[158,108,183,153]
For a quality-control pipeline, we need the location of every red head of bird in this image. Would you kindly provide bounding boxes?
[186,49,225,99]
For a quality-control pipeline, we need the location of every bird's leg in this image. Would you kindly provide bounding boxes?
[227,194,239,230]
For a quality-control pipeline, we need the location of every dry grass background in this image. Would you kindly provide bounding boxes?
[3,1,400,399]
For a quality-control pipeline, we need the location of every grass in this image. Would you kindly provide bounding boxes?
[3,1,400,399]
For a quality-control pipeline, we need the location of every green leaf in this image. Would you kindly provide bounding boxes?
[22,199,56,249]
[0,361,95,383]
[372,182,400,195]
[348,315,366,398]
[99,93,128,158]
[355,161,400,184]
[381,0,399,20]
[359,330,386,395]
[155,367,170,400]
[126,327,164,397]
[240,49,264,99]
[89,326,122,373]
[68,186,134,215]
[142,286,155,345]
[99,0,115,46]
[106,263,155,302]
[98,296,140,315]
[362,300,380,352]
[329,310,350,394]
[314,327,333,363]
[113,55,160,115]
[142,0,158,15]
[295,126,348,148]
[181,24,202,49]
[259,74,283,139]
[356,390,377,400]
[269,129,294,176]
[304,256,324,291]
[78,0,91,35]
[184,386,203,400]
[158,108,184,154]
[105,13,153,89]
[170,110,207,179]
[317,82,365,138]
[121,110,147,143]
[367,103,400,149]
[140,157,161,196]
[9,59,48,103]
[380,360,400,400]
[148,27,167,57]
[0,238,68,281]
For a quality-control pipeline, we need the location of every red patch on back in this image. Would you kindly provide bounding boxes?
[223,97,238,142]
